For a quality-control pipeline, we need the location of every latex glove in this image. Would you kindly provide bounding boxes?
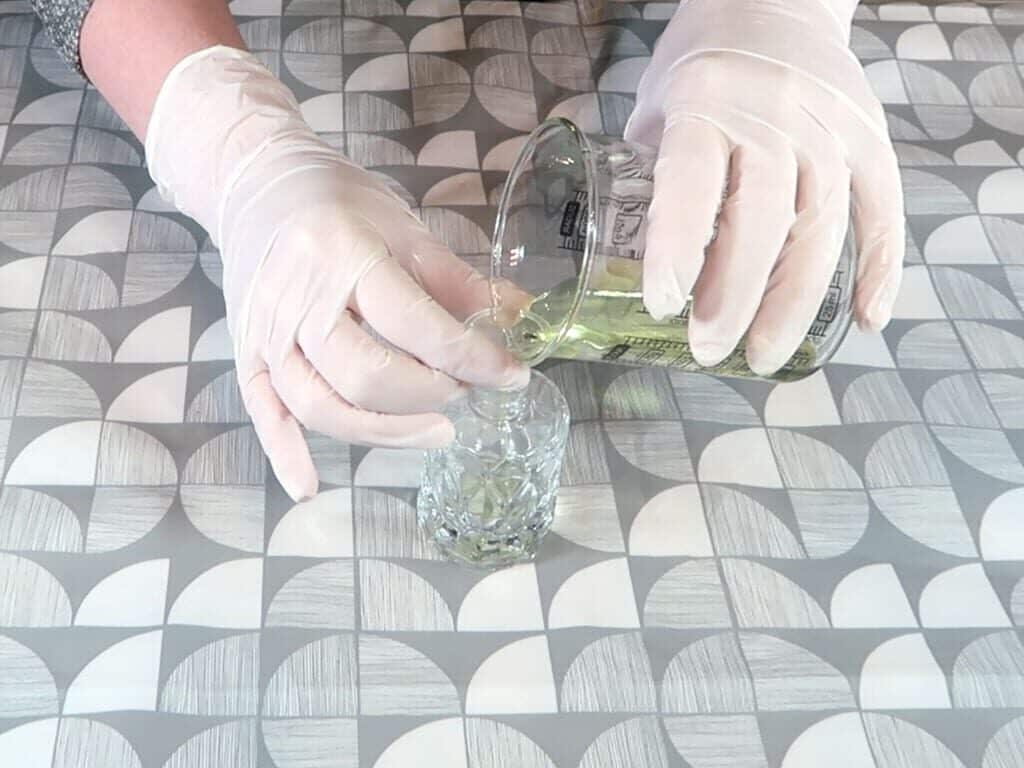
[626,0,905,375]
[146,46,527,501]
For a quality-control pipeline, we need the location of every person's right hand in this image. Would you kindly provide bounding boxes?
[145,46,527,501]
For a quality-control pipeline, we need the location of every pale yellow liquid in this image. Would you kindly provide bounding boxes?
[497,257,819,382]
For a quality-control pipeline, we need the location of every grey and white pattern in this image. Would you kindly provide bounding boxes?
[3,1,1024,766]
[29,0,92,76]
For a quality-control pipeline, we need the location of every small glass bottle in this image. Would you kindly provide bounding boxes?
[417,369,570,568]
[490,118,857,381]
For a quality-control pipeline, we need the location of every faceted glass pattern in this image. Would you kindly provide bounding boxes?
[418,371,570,568]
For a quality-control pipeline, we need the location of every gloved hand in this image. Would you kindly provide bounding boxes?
[145,46,528,501]
[627,0,905,375]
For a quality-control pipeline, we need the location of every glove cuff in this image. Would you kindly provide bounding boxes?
[144,45,315,247]
[628,0,874,145]
[818,0,859,31]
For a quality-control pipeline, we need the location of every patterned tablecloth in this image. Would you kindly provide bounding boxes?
[2,1,1024,766]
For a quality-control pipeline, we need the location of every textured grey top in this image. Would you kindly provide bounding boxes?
[3,1,1024,768]
[30,0,92,74]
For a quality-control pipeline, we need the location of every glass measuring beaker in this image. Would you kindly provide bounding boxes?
[488,118,857,382]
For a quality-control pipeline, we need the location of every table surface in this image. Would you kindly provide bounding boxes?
[2,1,1024,767]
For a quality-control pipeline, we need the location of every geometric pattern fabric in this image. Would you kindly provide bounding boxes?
[2,1,1024,766]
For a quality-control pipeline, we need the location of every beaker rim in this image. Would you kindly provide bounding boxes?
[491,117,599,366]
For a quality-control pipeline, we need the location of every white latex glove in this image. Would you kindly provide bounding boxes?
[145,46,528,501]
[627,0,905,375]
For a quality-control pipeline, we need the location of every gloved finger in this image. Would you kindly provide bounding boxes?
[240,366,318,502]
[269,343,456,448]
[642,115,730,320]
[746,155,852,376]
[689,133,798,366]
[389,225,533,324]
[849,143,905,332]
[353,257,529,389]
[385,225,491,318]
[298,306,466,415]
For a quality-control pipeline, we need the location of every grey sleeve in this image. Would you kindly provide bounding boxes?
[31,0,95,75]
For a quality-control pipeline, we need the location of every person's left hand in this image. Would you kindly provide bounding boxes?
[627,0,905,375]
